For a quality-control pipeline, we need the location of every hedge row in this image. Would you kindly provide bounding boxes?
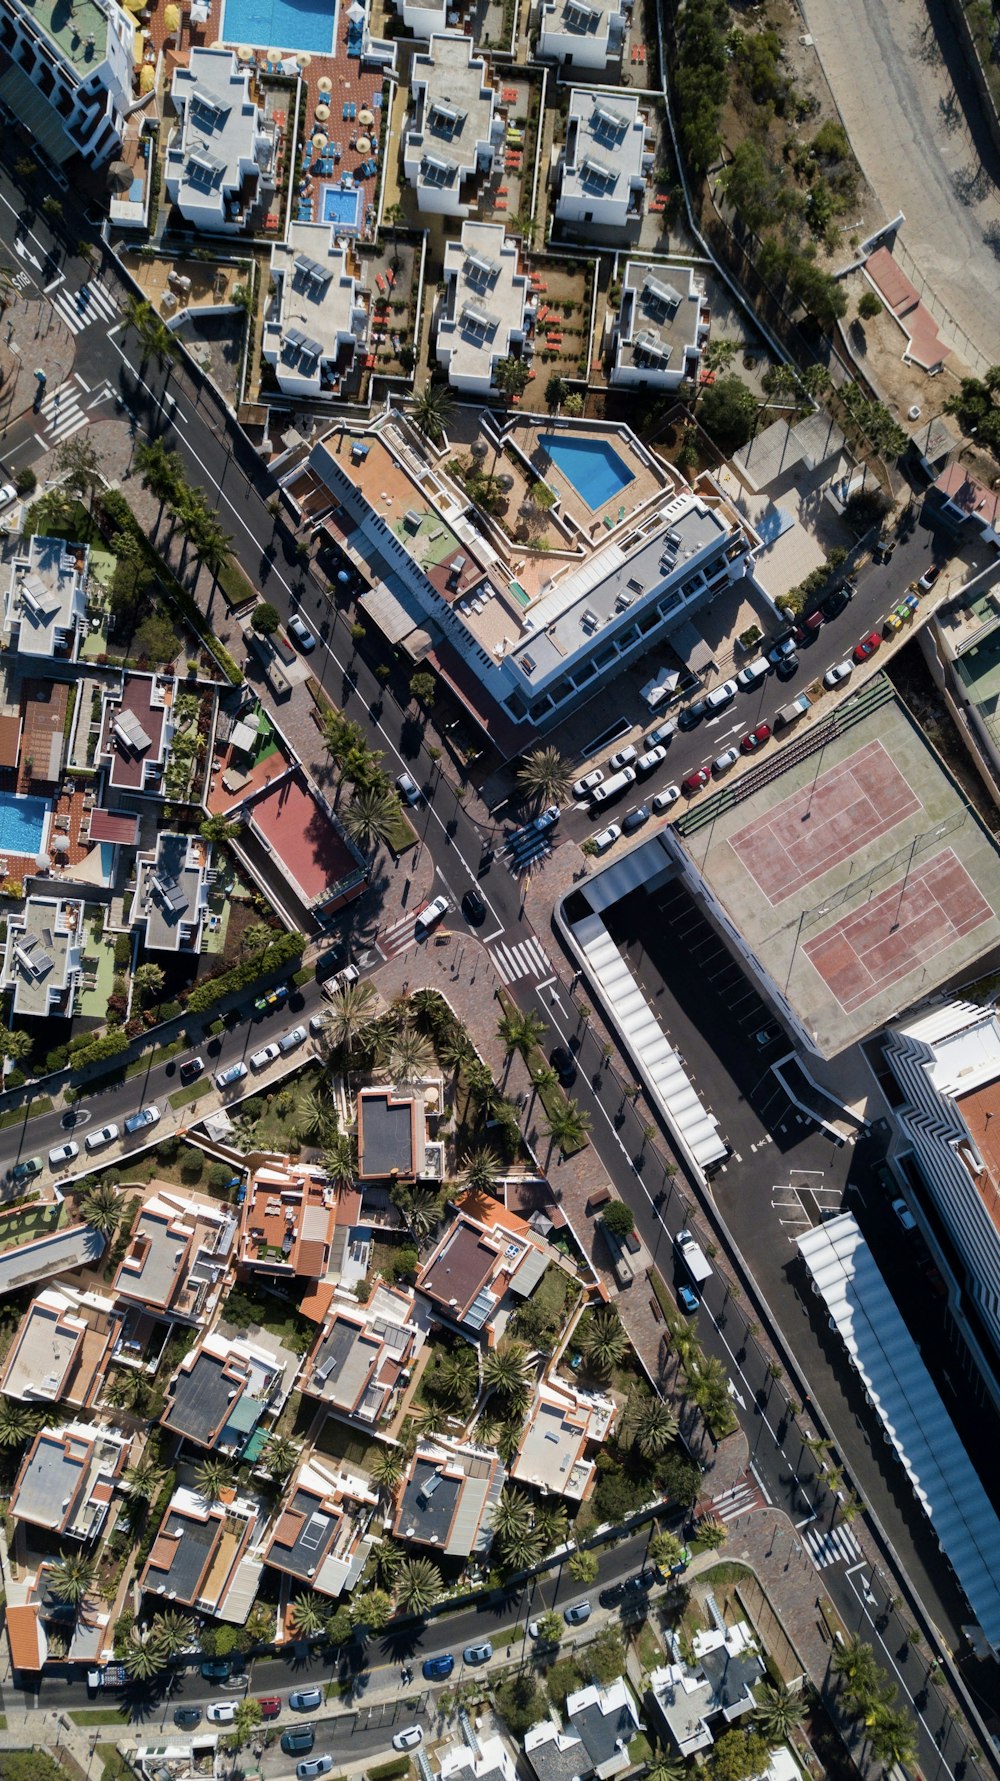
[185,930,306,1015]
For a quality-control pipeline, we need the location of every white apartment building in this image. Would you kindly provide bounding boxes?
[436,221,528,395]
[554,90,649,236]
[386,0,448,32]
[2,897,84,1020]
[536,0,628,72]
[263,226,369,400]
[3,534,88,662]
[0,0,135,169]
[165,49,277,233]
[403,34,503,218]
[610,261,707,390]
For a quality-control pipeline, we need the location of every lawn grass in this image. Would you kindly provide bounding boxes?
[69,1708,129,1725]
[632,1623,662,1674]
[168,1078,213,1111]
[628,1734,652,1766]
[0,1098,53,1132]
[386,806,417,855]
[125,1038,185,1080]
[0,1200,64,1253]
[312,1412,384,1474]
[215,555,259,612]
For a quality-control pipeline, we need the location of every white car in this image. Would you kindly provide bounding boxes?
[635,745,667,776]
[396,771,421,806]
[416,894,449,935]
[766,637,796,665]
[591,823,621,854]
[287,612,316,652]
[278,1025,307,1055]
[705,679,738,711]
[823,660,854,690]
[573,768,604,799]
[608,744,638,771]
[392,1729,423,1752]
[309,1013,329,1036]
[85,1124,119,1154]
[48,1141,79,1168]
[0,484,18,513]
[535,804,560,830]
[206,1702,236,1725]
[651,785,680,814]
[215,1061,248,1090]
[712,747,739,776]
[250,1042,281,1072]
[892,1197,917,1231]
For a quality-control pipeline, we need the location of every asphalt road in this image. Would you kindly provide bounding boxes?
[0,154,995,1773]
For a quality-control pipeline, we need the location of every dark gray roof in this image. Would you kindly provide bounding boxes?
[359,1092,413,1178]
[310,1317,357,1392]
[150,1511,218,1602]
[269,1485,340,1581]
[699,1646,760,1709]
[525,1738,586,1781]
[570,1698,636,1771]
[397,1456,460,1545]
[163,1349,244,1448]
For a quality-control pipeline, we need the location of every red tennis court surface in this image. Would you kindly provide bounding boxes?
[249,774,358,907]
[729,740,921,906]
[803,849,992,1014]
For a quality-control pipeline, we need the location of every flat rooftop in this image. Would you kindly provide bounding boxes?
[673,681,1000,1057]
[136,832,208,952]
[418,1217,498,1315]
[247,773,360,909]
[397,1455,462,1544]
[4,896,77,1018]
[560,89,645,205]
[439,221,526,386]
[11,0,117,68]
[267,226,367,384]
[100,672,169,792]
[358,1089,416,1178]
[408,34,496,186]
[616,261,703,377]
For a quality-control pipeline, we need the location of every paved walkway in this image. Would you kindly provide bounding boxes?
[0,286,76,439]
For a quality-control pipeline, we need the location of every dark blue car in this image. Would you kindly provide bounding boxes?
[422,1654,454,1680]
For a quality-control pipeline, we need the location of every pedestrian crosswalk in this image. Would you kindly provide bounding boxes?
[708,1477,765,1523]
[376,906,431,961]
[490,934,552,985]
[802,1522,862,1570]
[47,276,119,336]
[35,376,91,445]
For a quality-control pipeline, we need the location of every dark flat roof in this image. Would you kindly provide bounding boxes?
[358,1092,414,1179]
[571,1697,636,1769]
[700,1646,759,1709]
[268,1485,340,1581]
[419,1219,495,1314]
[146,1509,218,1602]
[163,1349,244,1448]
[397,1456,460,1545]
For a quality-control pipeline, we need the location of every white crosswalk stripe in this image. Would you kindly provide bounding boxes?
[490,935,552,984]
[802,1523,862,1570]
[710,1479,763,1523]
[36,378,90,443]
[49,277,119,336]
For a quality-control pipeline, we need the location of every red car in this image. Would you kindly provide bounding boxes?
[794,612,824,645]
[682,767,711,794]
[257,1698,282,1721]
[853,631,881,663]
[740,723,771,754]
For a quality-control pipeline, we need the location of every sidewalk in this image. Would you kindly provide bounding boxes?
[0,287,76,433]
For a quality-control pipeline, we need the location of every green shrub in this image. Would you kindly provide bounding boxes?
[208,1163,234,1190]
[179,1149,204,1183]
[601,1200,635,1240]
[5,1069,25,1090]
[46,1046,70,1073]
[114,934,131,968]
[68,1030,129,1071]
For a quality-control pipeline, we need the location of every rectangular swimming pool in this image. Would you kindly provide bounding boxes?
[220,0,338,55]
[0,793,49,856]
[538,433,634,510]
[320,182,363,232]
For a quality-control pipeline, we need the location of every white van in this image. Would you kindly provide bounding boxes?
[590,766,637,808]
[736,657,769,692]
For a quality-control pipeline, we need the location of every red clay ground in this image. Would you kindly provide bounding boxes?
[729,741,921,906]
[802,848,993,1013]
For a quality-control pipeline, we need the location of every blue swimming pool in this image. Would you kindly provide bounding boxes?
[320,182,363,232]
[221,0,338,55]
[538,433,635,510]
[0,793,49,857]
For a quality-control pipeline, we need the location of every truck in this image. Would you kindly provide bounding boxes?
[246,630,292,699]
[590,766,637,810]
[675,1229,712,1285]
[599,1215,635,1289]
[88,1664,128,1690]
[774,693,811,731]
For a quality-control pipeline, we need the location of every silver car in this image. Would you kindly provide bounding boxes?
[823,660,853,690]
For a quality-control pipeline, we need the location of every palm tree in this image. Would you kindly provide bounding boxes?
[497,1006,547,1061]
[0,1028,33,1063]
[544,1098,591,1156]
[243,921,275,955]
[433,1347,477,1410]
[297,1084,336,1145]
[122,1456,163,1503]
[517,746,572,808]
[290,1591,327,1638]
[194,1457,234,1503]
[868,1706,918,1768]
[634,1398,679,1459]
[322,1129,358,1191]
[496,1519,546,1570]
[400,1184,445,1241]
[534,1501,570,1553]
[491,1485,533,1546]
[133,962,165,1003]
[832,1635,881,1710]
[123,1627,170,1680]
[0,1398,37,1447]
[568,1547,598,1584]
[350,1587,393,1633]
[461,1146,502,1193]
[135,439,185,505]
[755,1683,806,1742]
[494,355,531,400]
[323,979,380,1054]
[369,1447,404,1496]
[702,338,739,376]
[464,1058,505,1117]
[80,1181,120,1238]
[262,1435,299,1482]
[697,1514,728,1551]
[579,1307,627,1376]
[381,1023,435,1084]
[343,784,402,853]
[483,1340,533,1402]
[232,1699,264,1747]
[646,1759,690,1781]
[410,383,454,445]
[48,1552,96,1607]
[149,1609,196,1657]
[104,1368,144,1411]
[650,1530,685,1572]
[395,1555,442,1615]
[374,1537,404,1587]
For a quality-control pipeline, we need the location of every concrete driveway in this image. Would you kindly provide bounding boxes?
[800,0,1000,365]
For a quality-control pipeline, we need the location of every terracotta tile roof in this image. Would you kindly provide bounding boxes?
[6,1604,42,1672]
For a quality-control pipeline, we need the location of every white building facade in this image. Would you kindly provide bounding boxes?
[0,0,135,169]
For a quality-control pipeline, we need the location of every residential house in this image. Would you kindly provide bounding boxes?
[141,1483,263,1623]
[17,677,71,788]
[647,1624,762,1757]
[165,48,277,233]
[416,1208,549,1342]
[98,671,175,798]
[5,1602,48,1674]
[238,1161,339,1282]
[930,462,1000,550]
[2,534,87,661]
[386,0,448,34]
[2,896,85,1019]
[301,1283,423,1427]
[610,262,707,390]
[0,1284,124,1408]
[113,1189,237,1325]
[161,1328,297,1456]
[526,1679,641,1781]
[536,0,627,72]
[403,35,503,218]
[394,1440,505,1557]
[437,221,528,396]
[10,1422,130,1543]
[436,1736,518,1781]
[554,92,649,237]
[133,832,213,953]
[510,1376,615,1500]
[263,1456,378,1599]
[263,227,369,399]
[0,1225,105,1296]
[0,0,134,169]
[357,1087,428,1182]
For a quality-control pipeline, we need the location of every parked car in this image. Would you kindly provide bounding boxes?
[309,1013,329,1036]
[677,699,708,731]
[635,745,667,776]
[564,1602,592,1626]
[278,1026,307,1055]
[287,612,316,652]
[592,823,621,853]
[179,1057,204,1085]
[215,1061,248,1090]
[12,1156,43,1182]
[0,484,18,513]
[621,805,650,835]
[573,768,604,798]
[85,1124,119,1153]
[775,654,800,681]
[416,894,449,935]
[883,609,905,636]
[257,1698,282,1720]
[766,637,796,665]
[48,1141,79,1167]
[174,1709,202,1728]
[395,770,421,805]
[281,1730,316,1756]
[820,587,850,621]
[463,1642,493,1665]
[206,1703,236,1725]
[608,744,638,771]
[918,564,940,592]
[705,679,738,711]
[422,1654,455,1680]
[393,1729,423,1751]
[823,660,853,690]
[124,1105,160,1135]
[535,804,560,831]
[297,1758,333,1779]
[651,784,681,814]
[794,612,824,645]
[678,1285,700,1315]
[201,1662,230,1682]
[289,1688,324,1713]
[740,723,770,753]
[682,767,710,795]
[250,1042,281,1072]
[462,886,487,925]
[873,540,896,565]
[853,630,881,663]
[528,1621,558,1643]
[755,1023,782,1047]
[712,747,739,776]
[550,1045,577,1085]
[645,719,677,748]
[892,1197,917,1232]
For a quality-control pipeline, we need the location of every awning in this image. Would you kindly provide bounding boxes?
[359,580,441,652]
[89,810,140,846]
[0,66,75,165]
